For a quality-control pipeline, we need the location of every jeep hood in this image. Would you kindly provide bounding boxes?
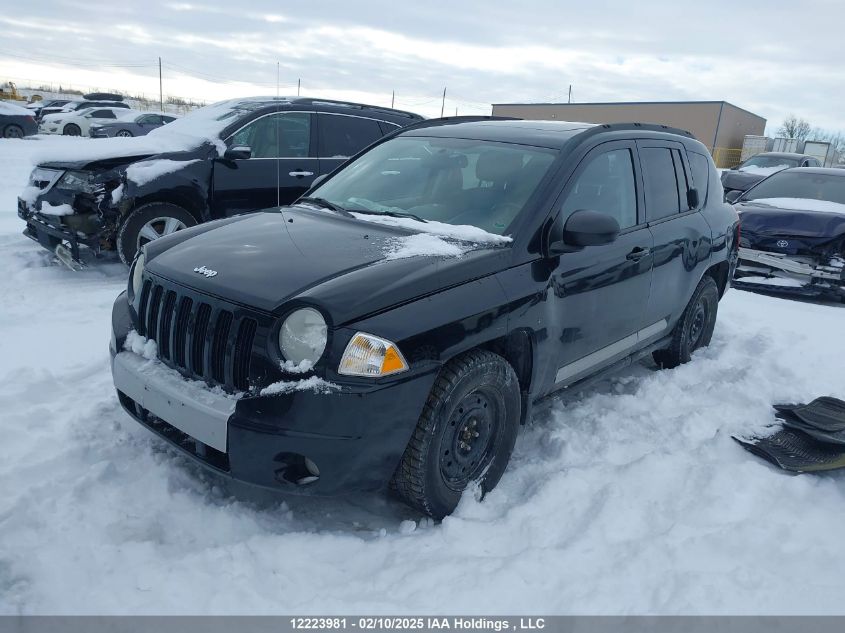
[145,207,509,324]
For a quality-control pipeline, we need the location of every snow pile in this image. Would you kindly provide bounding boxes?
[750,197,845,215]
[126,159,200,187]
[0,101,31,116]
[19,185,41,206]
[281,359,314,373]
[385,233,468,260]
[111,183,124,205]
[124,330,158,361]
[350,212,511,244]
[739,164,791,175]
[260,376,340,396]
[40,201,75,216]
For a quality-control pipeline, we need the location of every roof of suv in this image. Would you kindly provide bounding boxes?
[754,152,816,160]
[398,118,697,150]
[216,96,423,123]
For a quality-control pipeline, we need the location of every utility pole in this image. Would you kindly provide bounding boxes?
[391,90,394,108]
[158,57,163,111]
[276,62,280,97]
[297,78,301,96]
[455,107,458,116]
[568,84,572,104]
[440,86,446,118]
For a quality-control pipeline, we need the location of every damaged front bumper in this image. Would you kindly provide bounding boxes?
[734,247,845,299]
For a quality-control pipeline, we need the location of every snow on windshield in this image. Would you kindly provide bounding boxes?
[749,198,845,215]
[738,164,791,175]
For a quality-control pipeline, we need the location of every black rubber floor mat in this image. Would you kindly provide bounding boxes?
[778,414,845,446]
[733,427,845,472]
[774,397,845,433]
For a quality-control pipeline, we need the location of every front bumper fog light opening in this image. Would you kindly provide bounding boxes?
[274,453,320,486]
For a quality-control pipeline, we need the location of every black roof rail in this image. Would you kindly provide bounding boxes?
[290,97,423,120]
[593,121,696,139]
[393,115,522,133]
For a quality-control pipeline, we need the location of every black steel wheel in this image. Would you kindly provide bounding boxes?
[392,349,521,519]
[653,275,719,369]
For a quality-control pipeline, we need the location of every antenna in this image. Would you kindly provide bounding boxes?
[276,62,281,208]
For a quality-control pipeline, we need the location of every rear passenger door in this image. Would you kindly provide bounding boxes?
[316,113,390,178]
[637,140,712,332]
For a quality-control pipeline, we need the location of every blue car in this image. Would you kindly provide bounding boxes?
[1,102,38,138]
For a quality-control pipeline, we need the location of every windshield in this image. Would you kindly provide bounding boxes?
[309,136,557,235]
[739,155,799,171]
[743,171,845,205]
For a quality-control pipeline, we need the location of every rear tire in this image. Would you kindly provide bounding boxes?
[653,275,719,369]
[117,202,196,265]
[3,124,23,138]
[392,349,521,519]
[63,124,81,136]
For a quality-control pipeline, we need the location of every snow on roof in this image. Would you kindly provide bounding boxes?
[0,101,32,116]
[750,198,845,215]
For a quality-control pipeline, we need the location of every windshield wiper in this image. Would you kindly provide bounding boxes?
[352,208,428,223]
[297,196,353,217]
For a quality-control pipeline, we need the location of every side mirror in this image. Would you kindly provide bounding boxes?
[725,189,743,204]
[687,188,700,209]
[550,209,620,255]
[223,145,252,160]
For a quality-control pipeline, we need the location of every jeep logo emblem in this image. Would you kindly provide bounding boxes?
[776,240,789,248]
[193,265,218,278]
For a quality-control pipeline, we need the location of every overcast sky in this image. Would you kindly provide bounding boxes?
[1,0,843,134]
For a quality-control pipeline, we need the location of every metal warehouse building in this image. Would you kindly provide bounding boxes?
[491,101,766,167]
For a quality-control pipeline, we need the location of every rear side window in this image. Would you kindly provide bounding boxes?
[561,148,638,229]
[318,114,383,158]
[90,110,116,118]
[641,147,681,220]
[688,152,710,205]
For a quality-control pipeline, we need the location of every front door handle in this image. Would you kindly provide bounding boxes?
[626,247,651,260]
[289,170,314,178]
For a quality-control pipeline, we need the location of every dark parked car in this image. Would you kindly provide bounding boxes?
[38,98,131,121]
[18,96,423,266]
[90,111,179,138]
[109,118,739,517]
[721,152,821,199]
[26,99,71,120]
[0,102,38,138]
[730,168,845,302]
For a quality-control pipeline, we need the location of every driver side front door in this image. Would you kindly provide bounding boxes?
[211,111,318,218]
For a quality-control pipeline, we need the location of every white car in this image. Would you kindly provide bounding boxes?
[39,107,138,136]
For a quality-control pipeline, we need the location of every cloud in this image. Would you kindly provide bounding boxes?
[0,0,842,130]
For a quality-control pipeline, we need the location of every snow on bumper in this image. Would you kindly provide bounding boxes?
[112,350,233,451]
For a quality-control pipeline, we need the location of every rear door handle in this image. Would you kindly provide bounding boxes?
[289,170,314,178]
[626,247,651,260]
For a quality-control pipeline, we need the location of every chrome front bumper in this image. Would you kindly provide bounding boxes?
[111,351,234,452]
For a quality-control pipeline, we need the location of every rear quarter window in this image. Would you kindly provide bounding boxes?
[688,151,711,205]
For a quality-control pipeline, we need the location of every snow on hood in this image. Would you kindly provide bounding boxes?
[126,159,201,186]
[350,212,512,245]
[385,233,469,260]
[738,164,791,176]
[748,198,845,216]
[0,101,31,116]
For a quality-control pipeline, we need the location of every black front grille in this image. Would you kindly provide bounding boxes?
[137,278,258,392]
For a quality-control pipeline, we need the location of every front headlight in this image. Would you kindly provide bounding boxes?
[129,250,145,302]
[338,332,408,377]
[279,308,328,366]
[57,170,98,194]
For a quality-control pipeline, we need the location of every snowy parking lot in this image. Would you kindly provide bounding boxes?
[1,136,845,615]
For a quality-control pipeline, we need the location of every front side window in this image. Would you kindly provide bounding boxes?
[228,112,312,159]
[641,147,681,221]
[310,136,557,235]
[317,114,383,158]
[561,148,638,229]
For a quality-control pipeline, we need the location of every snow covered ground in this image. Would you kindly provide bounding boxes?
[1,137,844,615]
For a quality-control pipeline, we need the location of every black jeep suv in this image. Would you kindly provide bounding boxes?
[110,118,739,518]
[19,97,422,266]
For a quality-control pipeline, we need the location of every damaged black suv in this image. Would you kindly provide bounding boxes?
[18,97,422,266]
[110,118,739,518]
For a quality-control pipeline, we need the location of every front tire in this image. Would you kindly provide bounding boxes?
[653,275,719,369]
[117,202,196,265]
[116,129,133,137]
[63,123,81,136]
[392,350,521,519]
[3,124,23,138]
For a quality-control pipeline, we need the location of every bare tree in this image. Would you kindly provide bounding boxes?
[778,114,812,141]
